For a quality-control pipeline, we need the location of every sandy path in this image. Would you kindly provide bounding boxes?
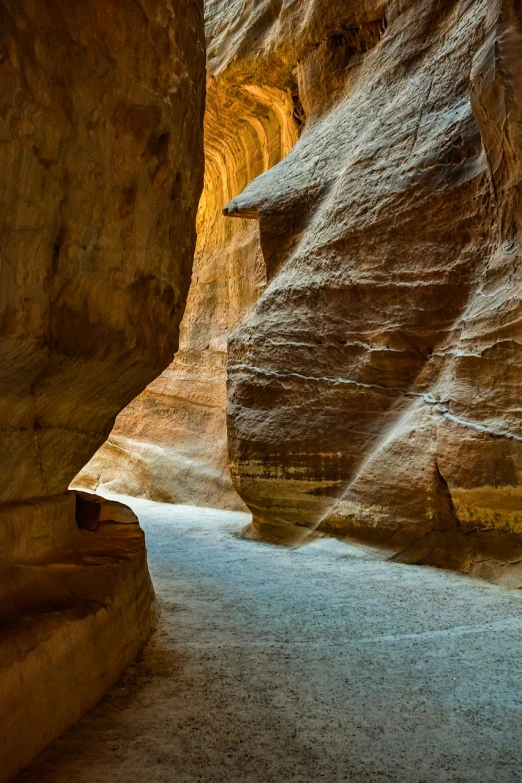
[14,498,522,783]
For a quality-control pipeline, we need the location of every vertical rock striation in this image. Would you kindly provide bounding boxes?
[0,1,205,778]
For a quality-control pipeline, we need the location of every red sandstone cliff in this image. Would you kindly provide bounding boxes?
[75,2,299,509]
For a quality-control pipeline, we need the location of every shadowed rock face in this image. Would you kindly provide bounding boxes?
[0,2,205,778]
[75,0,391,510]
[225,0,522,583]
[0,0,205,505]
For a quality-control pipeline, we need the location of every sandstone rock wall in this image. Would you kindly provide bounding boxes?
[0,1,205,778]
[76,0,521,585]
[0,491,157,783]
[225,0,522,585]
[0,0,204,505]
[75,2,298,509]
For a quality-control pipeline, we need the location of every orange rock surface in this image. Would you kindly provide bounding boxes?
[76,3,298,509]
[0,1,205,778]
[225,0,522,585]
[79,0,521,584]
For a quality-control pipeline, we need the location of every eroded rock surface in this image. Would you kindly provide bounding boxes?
[0,491,157,783]
[0,1,205,778]
[223,0,522,583]
[0,0,204,505]
[76,1,298,509]
[77,0,521,583]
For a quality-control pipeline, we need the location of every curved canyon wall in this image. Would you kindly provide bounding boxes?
[77,0,521,585]
[226,0,522,584]
[75,2,299,510]
[0,2,205,779]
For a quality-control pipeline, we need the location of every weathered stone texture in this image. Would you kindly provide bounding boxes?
[75,2,298,509]
[0,0,205,504]
[224,0,522,584]
[0,491,157,783]
[78,0,522,583]
[0,1,205,778]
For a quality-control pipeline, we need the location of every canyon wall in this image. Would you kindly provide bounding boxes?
[78,0,521,585]
[75,2,299,509]
[225,0,522,585]
[0,1,205,779]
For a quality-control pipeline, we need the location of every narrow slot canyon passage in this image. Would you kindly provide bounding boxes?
[14,496,522,783]
[3,1,522,780]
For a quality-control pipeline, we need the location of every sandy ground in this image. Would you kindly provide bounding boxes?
[14,498,522,783]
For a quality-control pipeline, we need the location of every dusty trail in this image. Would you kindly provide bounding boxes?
[15,498,522,783]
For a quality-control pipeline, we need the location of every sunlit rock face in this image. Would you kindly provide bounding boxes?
[75,1,299,509]
[0,1,205,779]
[75,0,522,584]
[226,0,522,583]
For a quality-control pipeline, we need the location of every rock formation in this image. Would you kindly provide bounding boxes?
[76,1,521,583]
[0,1,205,779]
[225,0,522,586]
[7,0,522,777]
[75,2,299,510]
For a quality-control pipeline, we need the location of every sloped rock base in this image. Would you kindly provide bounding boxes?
[0,492,157,782]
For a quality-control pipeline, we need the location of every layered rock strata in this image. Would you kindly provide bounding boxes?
[77,0,522,585]
[75,3,298,509]
[0,1,205,778]
[0,491,156,783]
[224,0,522,585]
